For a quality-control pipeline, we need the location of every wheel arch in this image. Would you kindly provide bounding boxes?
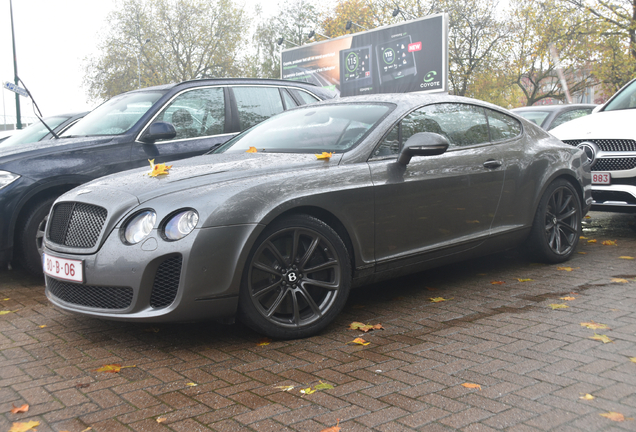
[531,170,586,218]
[263,205,357,273]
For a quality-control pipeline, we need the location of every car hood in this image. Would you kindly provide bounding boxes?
[67,152,345,205]
[550,110,635,140]
[0,135,116,160]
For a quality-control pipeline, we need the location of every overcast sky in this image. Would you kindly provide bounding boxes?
[0,0,276,127]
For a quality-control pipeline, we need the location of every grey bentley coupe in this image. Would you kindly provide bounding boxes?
[42,93,592,339]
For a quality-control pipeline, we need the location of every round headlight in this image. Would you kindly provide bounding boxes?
[163,210,199,241]
[123,210,156,244]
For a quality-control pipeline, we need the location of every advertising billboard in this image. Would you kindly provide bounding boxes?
[281,13,448,97]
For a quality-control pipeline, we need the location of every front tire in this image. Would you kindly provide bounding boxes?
[16,197,56,276]
[238,214,352,340]
[527,179,581,263]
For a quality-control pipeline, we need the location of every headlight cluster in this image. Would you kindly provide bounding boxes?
[0,171,20,191]
[122,209,198,245]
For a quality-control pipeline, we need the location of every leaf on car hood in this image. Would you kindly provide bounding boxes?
[315,152,333,160]
[246,146,258,153]
[147,159,172,177]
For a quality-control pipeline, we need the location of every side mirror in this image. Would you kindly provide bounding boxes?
[140,122,177,143]
[397,132,449,165]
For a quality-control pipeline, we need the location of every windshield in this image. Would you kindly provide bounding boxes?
[217,104,392,154]
[604,80,636,111]
[514,110,549,127]
[0,116,69,148]
[62,90,166,137]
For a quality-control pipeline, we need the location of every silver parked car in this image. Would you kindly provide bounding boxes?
[42,94,592,339]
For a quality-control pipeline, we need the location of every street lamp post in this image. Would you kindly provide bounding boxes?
[137,39,150,89]
[9,0,22,129]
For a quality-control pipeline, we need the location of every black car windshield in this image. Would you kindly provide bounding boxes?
[0,116,69,148]
[604,80,636,111]
[217,104,393,154]
[62,91,166,137]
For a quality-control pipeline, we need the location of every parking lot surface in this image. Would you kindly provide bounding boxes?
[1,211,635,432]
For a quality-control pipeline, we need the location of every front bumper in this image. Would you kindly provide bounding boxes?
[44,223,262,322]
[590,184,636,213]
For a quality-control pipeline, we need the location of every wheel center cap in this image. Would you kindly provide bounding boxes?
[286,272,298,283]
[553,217,558,225]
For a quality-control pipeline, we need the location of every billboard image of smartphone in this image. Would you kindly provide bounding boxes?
[376,35,417,86]
[339,45,373,96]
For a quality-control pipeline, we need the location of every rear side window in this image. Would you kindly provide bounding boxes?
[549,108,593,130]
[233,86,284,130]
[289,89,320,105]
[486,109,521,141]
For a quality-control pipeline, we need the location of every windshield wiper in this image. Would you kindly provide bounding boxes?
[17,77,60,139]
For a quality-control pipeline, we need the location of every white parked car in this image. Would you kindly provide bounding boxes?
[551,79,636,213]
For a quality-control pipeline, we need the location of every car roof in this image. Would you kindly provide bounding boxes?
[125,78,324,94]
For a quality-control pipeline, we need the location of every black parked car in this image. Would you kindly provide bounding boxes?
[0,79,335,274]
[0,112,88,146]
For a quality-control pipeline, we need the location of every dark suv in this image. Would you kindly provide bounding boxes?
[0,78,335,274]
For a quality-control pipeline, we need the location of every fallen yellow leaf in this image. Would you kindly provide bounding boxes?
[629,357,636,363]
[156,417,167,423]
[461,383,482,390]
[611,278,629,283]
[585,215,591,219]
[9,421,40,432]
[314,381,335,391]
[557,267,578,271]
[491,280,505,285]
[619,256,635,260]
[0,310,16,315]
[560,296,576,301]
[349,322,383,332]
[549,303,569,310]
[315,152,333,160]
[579,236,588,239]
[94,364,135,373]
[3,298,9,300]
[300,387,316,395]
[257,337,272,346]
[587,239,597,243]
[186,382,198,387]
[517,278,534,282]
[147,159,172,177]
[38,325,46,329]
[602,240,617,246]
[246,146,258,153]
[599,412,627,421]
[350,337,370,346]
[580,393,595,400]
[580,321,610,330]
[590,333,613,344]
[10,404,29,414]
[429,297,452,302]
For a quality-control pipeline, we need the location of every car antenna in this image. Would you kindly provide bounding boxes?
[17,76,60,139]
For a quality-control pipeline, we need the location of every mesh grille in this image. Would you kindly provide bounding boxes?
[47,276,133,309]
[593,158,636,171]
[562,139,636,152]
[150,255,182,309]
[47,202,107,248]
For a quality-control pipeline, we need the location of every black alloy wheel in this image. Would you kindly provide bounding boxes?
[239,214,351,339]
[16,196,56,275]
[528,179,581,263]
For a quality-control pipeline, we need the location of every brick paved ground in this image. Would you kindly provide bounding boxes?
[0,211,635,432]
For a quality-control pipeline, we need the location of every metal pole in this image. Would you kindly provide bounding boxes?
[9,0,22,129]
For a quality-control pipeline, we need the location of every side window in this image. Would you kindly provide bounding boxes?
[233,86,284,130]
[155,87,225,141]
[374,123,400,156]
[281,89,298,109]
[549,108,593,130]
[289,89,320,105]
[486,108,522,141]
[403,103,489,147]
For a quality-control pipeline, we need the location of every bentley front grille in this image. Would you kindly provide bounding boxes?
[47,276,133,309]
[48,202,107,248]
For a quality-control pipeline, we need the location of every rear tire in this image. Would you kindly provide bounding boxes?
[527,179,581,263]
[16,197,56,276]
[238,214,352,340]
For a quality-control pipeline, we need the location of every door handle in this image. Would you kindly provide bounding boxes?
[483,159,502,169]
